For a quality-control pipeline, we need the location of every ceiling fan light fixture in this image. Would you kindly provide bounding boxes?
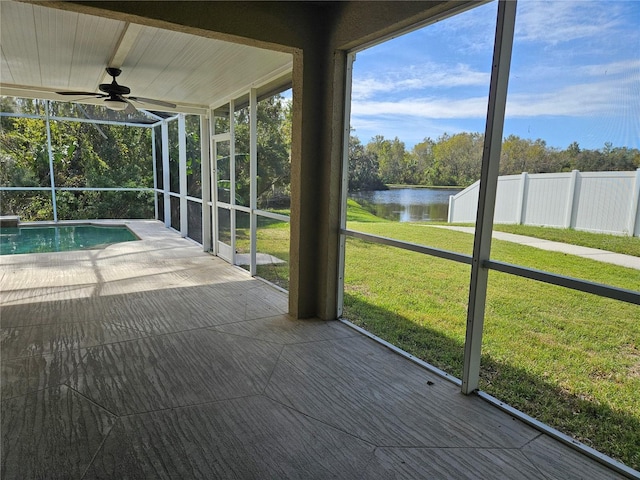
[104,97,128,111]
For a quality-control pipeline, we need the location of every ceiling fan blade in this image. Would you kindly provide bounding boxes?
[123,98,138,115]
[128,96,177,109]
[56,91,105,97]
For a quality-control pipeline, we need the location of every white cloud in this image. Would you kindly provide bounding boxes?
[425,1,498,54]
[348,1,638,149]
[576,59,640,78]
[352,63,489,101]
[351,75,637,121]
[350,117,468,145]
[515,1,624,46]
[506,78,638,117]
[352,96,489,119]
[510,59,640,87]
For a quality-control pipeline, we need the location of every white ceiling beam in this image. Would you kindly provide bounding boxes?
[109,22,143,69]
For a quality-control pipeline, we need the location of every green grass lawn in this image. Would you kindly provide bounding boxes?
[236,201,640,469]
[236,216,291,291]
[344,200,640,470]
[256,219,290,291]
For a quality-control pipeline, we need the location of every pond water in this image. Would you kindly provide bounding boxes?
[349,187,463,222]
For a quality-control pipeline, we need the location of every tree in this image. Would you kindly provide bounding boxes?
[500,135,561,175]
[348,134,385,191]
[1,97,153,220]
[431,132,483,186]
[233,94,291,209]
[409,137,436,185]
[186,114,202,198]
[366,135,407,184]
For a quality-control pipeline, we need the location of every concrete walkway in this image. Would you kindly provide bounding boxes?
[235,252,286,266]
[432,226,640,270]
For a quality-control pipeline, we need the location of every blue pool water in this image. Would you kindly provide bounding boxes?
[0,225,138,255]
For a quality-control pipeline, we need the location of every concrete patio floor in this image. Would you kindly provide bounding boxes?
[0,220,627,479]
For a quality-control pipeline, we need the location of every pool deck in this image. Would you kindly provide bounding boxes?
[0,220,633,479]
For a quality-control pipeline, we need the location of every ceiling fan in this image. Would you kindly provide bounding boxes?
[56,67,176,113]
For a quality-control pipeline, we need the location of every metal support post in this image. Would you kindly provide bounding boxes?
[162,121,171,227]
[178,114,188,236]
[152,128,158,220]
[229,99,236,265]
[337,52,356,318]
[462,0,517,395]
[249,89,258,276]
[201,113,212,251]
[44,101,58,222]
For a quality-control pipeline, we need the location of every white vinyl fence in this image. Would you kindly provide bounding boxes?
[448,169,640,237]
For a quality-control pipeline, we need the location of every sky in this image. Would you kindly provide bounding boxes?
[350,0,640,151]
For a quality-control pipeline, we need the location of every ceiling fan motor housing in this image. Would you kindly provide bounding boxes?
[99,68,130,95]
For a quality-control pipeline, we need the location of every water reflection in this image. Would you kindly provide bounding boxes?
[349,188,462,222]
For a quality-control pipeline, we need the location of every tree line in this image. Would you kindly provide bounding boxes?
[1,97,155,221]
[3,94,638,220]
[229,95,292,209]
[1,95,293,222]
[348,131,640,191]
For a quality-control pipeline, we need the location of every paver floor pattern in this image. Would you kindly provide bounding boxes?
[0,220,627,479]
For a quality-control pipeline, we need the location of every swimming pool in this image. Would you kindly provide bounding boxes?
[0,224,138,255]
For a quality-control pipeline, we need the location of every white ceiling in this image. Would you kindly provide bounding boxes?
[0,1,293,113]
